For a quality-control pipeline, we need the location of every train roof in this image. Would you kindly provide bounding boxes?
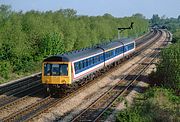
[43,47,102,62]
[100,38,134,50]
[43,38,134,62]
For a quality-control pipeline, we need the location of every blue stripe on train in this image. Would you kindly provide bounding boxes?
[74,42,134,74]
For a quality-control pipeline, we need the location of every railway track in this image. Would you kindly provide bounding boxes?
[70,30,169,122]
[0,73,41,94]
[0,29,164,121]
[136,29,157,46]
[0,76,43,105]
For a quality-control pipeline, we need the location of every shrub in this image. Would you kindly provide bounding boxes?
[116,88,180,122]
[0,61,11,79]
[155,43,180,90]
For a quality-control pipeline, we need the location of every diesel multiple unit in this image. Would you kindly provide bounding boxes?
[42,38,135,91]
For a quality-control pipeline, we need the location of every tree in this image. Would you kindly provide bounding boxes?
[178,15,180,21]
[0,4,11,18]
[151,14,160,25]
[132,13,145,19]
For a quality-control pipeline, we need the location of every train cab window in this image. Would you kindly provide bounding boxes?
[51,64,60,76]
[44,64,68,76]
[44,64,51,76]
[60,64,68,76]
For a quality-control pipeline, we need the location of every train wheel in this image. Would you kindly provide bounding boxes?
[44,85,50,96]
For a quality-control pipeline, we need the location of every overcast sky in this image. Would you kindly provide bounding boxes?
[0,0,180,18]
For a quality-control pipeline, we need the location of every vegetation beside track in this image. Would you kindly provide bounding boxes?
[116,27,180,121]
[116,87,179,122]
[0,5,149,83]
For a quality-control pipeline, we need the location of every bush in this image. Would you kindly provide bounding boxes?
[0,61,11,79]
[154,43,180,91]
[116,88,180,122]
[116,108,142,122]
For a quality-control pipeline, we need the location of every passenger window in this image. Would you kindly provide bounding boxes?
[81,61,84,68]
[79,62,82,70]
[83,60,86,68]
[92,57,95,64]
[86,59,88,67]
[88,58,91,65]
[98,56,100,61]
[125,46,128,51]
[75,63,78,71]
[95,56,98,63]
[101,54,104,60]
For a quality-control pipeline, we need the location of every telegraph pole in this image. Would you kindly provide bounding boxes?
[118,22,134,39]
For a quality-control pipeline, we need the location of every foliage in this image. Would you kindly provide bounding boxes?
[116,88,180,122]
[150,14,161,25]
[150,14,180,33]
[173,30,180,43]
[150,34,180,91]
[0,61,11,79]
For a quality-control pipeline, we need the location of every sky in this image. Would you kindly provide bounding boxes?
[0,0,180,18]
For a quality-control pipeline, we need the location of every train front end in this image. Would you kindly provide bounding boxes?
[41,55,73,94]
[42,62,72,86]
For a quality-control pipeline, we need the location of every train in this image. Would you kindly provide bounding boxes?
[42,38,136,92]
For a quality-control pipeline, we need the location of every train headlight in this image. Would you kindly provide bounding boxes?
[62,80,66,84]
[46,79,49,83]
